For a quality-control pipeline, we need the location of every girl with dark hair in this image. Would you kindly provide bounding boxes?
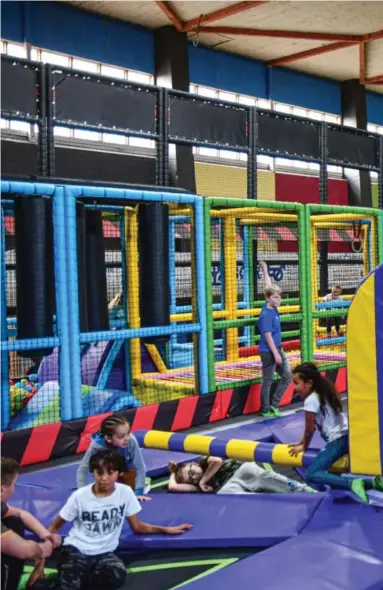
[289,362,383,503]
[77,414,149,500]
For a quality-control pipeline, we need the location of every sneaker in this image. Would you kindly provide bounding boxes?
[261,410,276,419]
[144,477,152,495]
[271,406,281,417]
[351,478,369,504]
[372,476,383,491]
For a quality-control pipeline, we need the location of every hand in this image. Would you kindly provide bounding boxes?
[137,495,152,502]
[259,261,267,271]
[168,461,177,473]
[40,539,53,558]
[43,532,61,549]
[165,523,193,535]
[274,352,282,366]
[26,560,45,588]
[288,443,305,457]
[199,482,213,493]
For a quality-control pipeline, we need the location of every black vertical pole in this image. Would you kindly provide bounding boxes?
[45,65,55,177]
[37,64,48,177]
[319,123,329,296]
[156,87,165,186]
[247,107,257,200]
[163,88,170,188]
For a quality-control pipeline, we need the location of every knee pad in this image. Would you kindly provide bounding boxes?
[90,562,127,590]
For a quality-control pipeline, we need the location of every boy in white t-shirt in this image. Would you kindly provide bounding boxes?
[288,362,383,504]
[323,284,343,337]
[29,449,192,589]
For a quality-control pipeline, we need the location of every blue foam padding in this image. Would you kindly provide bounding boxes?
[267,411,324,450]
[301,494,383,560]
[185,535,383,590]
[11,485,323,549]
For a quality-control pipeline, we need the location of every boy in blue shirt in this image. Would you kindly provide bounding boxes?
[258,261,292,418]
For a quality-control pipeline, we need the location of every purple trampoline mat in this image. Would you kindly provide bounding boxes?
[267,411,324,450]
[186,534,383,590]
[11,485,323,550]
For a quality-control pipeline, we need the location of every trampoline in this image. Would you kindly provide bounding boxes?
[12,411,383,590]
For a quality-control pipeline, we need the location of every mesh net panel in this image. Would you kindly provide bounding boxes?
[309,211,377,370]
[208,205,303,391]
[4,198,60,430]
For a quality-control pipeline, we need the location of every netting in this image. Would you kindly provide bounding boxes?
[308,210,379,370]
[3,196,61,429]
[206,203,304,391]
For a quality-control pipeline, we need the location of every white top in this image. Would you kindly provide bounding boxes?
[304,392,348,443]
[323,293,343,302]
[61,483,141,555]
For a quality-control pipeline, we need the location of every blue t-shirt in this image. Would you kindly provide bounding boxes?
[258,304,282,353]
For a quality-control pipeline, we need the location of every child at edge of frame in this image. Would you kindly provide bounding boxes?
[27,450,192,590]
[258,261,292,418]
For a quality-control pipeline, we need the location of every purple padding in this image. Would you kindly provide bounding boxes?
[205,422,273,442]
[268,411,324,450]
[302,495,383,560]
[11,485,323,549]
[186,535,383,590]
[17,448,201,490]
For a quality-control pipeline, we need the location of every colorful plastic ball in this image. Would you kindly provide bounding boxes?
[25,384,32,392]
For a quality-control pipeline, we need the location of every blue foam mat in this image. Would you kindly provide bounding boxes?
[186,534,383,590]
[11,485,323,549]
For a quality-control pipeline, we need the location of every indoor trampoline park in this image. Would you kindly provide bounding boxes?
[1,2,383,590]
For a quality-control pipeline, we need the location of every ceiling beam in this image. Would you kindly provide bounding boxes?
[266,41,359,67]
[155,1,183,31]
[365,75,383,85]
[364,29,383,42]
[198,27,364,42]
[182,1,266,32]
[359,42,366,85]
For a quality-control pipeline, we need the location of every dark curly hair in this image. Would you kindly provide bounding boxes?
[89,449,125,474]
[293,362,342,416]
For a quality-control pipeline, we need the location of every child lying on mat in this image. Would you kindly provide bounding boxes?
[29,450,191,590]
[168,457,313,494]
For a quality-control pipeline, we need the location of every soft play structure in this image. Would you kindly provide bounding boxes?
[1,181,382,434]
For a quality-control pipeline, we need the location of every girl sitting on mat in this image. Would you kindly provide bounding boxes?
[168,457,313,495]
[77,414,150,501]
[288,362,383,503]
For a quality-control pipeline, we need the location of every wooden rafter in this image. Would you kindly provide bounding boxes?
[156,1,183,31]
[359,42,366,85]
[266,41,359,67]
[182,1,266,32]
[197,27,364,42]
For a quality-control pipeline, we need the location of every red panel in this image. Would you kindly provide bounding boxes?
[209,389,233,422]
[131,404,160,432]
[243,384,261,414]
[335,367,347,393]
[328,178,348,206]
[279,382,295,406]
[77,412,112,454]
[21,422,62,466]
[171,396,199,431]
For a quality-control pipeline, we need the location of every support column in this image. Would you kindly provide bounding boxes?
[154,26,196,192]
[341,80,372,207]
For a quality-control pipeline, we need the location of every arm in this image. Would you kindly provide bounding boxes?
[265,333,282,364]
[130,435,147,495]
[199,457,223,489]
[289,411,316,456]
[259,261,272,288]
[1,530,52,561]
[168,472,199,493]
[48,515,67,534]
[6,506,61,548]
[76,442,97,488]
[128,514,192,536]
